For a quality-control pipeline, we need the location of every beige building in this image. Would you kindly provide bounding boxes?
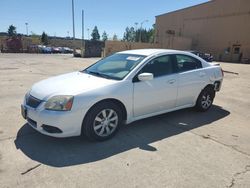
[155,0,250,62]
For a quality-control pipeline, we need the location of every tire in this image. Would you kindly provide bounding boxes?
[82,101,122,141]
[195,87,215,112]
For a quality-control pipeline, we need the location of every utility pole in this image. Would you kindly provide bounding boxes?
[72,0,76,55]
[25,23,28,36]
[82,10,84,57]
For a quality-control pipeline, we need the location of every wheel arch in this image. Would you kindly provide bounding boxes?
[203,84,215,90]
[81,98,128,133]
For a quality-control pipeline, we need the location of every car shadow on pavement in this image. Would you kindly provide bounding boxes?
[14,105,230,167]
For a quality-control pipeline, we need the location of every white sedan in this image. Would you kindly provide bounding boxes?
[21,49,223,141]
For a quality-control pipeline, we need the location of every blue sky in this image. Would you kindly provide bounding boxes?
[0,0,209,39]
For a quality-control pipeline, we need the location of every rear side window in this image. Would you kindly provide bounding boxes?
[176,54,202,72]
[140,55,174,78]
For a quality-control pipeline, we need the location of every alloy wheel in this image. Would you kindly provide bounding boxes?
[93,109,118,137]
[201,93,212,109]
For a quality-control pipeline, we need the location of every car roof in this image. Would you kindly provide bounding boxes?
[117,49,185,56]
[186,50,198,53]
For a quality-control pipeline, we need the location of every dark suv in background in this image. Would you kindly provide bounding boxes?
[188,50,214,62]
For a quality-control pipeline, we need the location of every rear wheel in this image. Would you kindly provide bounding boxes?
[82,102,122,141]
[195,87,215,112]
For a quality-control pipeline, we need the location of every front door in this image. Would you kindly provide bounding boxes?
[133,55,178,117]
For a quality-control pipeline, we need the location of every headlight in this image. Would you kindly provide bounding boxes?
[44,95,74,111]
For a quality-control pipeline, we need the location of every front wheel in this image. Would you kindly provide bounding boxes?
[82,102,122,141]
[195,87,215,112]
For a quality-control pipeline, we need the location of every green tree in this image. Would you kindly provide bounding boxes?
[122,24,155,43]
[130,27,136,42]
[41,31,49,45]
[123,27,130,41]
[148,24,155,43]
[135,29,140,42]
[91,26,100,41]
[7,25,17,37]
[112,34,118,41]
[123,27,135,42]
[102,31,108,41]
[140,28,147,42]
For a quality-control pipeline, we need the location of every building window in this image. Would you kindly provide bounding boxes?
[225,47,230,54]
[166,30,175,35]
[234,47,240,54]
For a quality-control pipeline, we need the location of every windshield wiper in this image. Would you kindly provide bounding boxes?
[84,70,113,79]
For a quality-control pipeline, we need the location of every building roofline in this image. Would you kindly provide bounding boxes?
[155,0,213,17]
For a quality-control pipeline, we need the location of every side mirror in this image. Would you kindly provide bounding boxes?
[138,73,153,81]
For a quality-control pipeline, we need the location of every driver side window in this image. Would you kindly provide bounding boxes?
[140,55,174,78]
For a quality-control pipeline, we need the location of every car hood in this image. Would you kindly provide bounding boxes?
[30,72,116,100]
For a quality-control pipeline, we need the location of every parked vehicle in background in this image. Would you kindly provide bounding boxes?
[189,50,214,62]
[27,45,73,54]
[73,48,82,57]
[42,47,52,54]
[21,49,223,141]
[27,45,39,53]
[37,45,46,53]
[242,58,250,64]
[51,47,61,54]
[61,47,73,54]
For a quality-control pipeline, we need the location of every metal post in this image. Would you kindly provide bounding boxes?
[72,0,76,55]
[25,23,28,36]
[82,10,84,57]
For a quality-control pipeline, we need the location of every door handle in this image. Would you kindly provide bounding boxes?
[167,79,176,84]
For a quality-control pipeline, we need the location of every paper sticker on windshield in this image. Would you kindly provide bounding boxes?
[126,56,141,61]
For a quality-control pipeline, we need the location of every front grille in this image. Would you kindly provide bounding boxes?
[26,95,42,108]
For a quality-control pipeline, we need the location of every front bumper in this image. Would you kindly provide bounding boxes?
[21,102,84,138]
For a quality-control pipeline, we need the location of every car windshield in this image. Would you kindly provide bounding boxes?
[83,53,146,80]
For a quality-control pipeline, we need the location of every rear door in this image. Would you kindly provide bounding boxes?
[174,54,207,107]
